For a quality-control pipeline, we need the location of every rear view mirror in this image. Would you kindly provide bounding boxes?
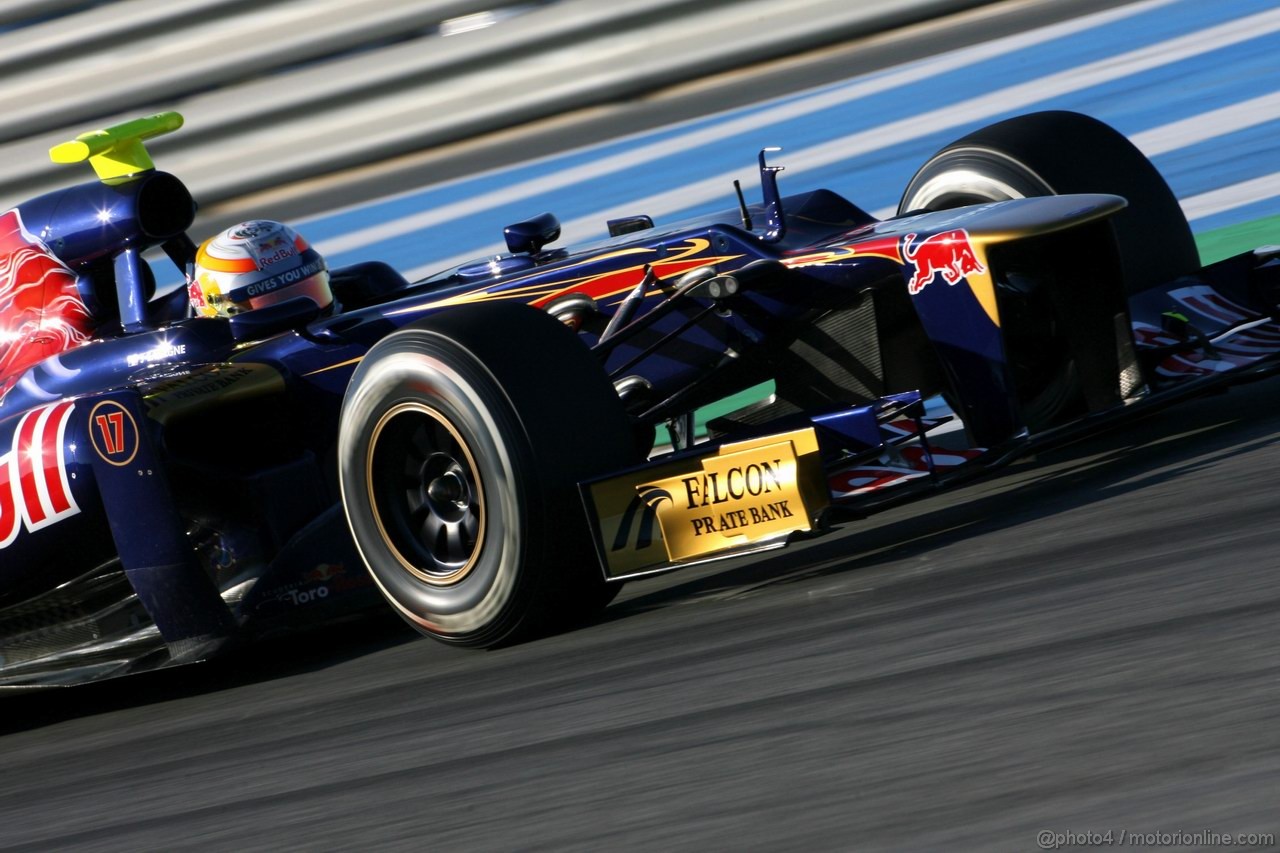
[228,296,321,342]
[503,212,560,254]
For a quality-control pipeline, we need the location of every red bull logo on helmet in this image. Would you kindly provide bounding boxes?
[902,229,986,295]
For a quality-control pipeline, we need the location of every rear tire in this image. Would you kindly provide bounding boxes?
[338,302,637,647]
[898,110,1198,295]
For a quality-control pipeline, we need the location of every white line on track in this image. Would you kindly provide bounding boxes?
[1131,91,1280,157]
[405,3,1280,278]
[1182,173,1280,221]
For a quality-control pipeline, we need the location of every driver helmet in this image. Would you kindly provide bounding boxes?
[189,220,331,318]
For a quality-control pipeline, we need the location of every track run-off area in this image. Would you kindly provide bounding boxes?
[4,0,1279,849]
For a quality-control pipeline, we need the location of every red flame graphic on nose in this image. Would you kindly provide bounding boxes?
[0,210,93,399]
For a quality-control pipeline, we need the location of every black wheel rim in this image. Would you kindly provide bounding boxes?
[367,402,484,584]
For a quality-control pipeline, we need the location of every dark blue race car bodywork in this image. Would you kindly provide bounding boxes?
[2,111,1277,687]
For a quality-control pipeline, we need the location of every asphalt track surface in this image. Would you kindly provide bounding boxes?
[4,1,1279,850]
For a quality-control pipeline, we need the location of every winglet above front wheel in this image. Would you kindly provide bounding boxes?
[48,111,184,182]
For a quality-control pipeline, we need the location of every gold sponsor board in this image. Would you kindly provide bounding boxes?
[584,428,826,577]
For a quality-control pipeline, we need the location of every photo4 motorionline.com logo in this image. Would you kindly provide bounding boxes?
[1037,829,1275,849]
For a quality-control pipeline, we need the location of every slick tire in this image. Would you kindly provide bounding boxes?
[897,110,1199,296]
[338,302,638,647]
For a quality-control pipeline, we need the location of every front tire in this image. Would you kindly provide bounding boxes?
[338,302,637,647]
[898,110,1199,295]
[898,112,1195,430]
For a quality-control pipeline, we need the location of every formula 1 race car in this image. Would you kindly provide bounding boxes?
[2,110,1276,687]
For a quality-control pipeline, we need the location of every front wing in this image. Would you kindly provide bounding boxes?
[584,246,1280,579]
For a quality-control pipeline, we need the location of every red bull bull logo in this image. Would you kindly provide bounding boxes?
[902,229,986,295]
[306,563,346,583]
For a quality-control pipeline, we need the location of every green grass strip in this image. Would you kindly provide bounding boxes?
[1195,215,1280,264]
